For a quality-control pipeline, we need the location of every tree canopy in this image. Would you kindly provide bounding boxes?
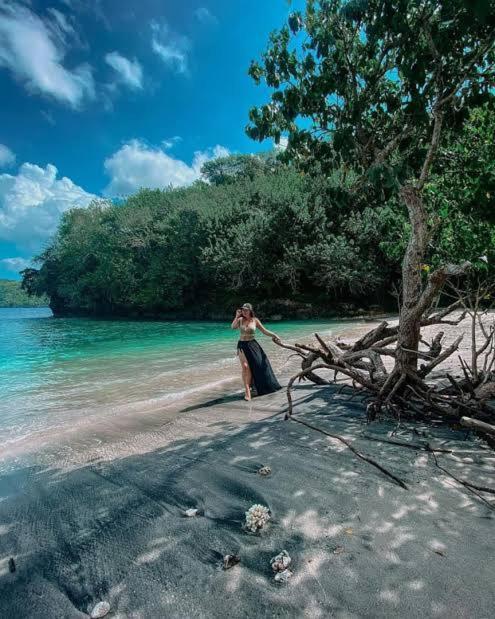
[21,104,495,319]
[247,0,495,185]
[246,0,495,374]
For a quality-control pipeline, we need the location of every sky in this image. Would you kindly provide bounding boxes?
[0,0,299,279]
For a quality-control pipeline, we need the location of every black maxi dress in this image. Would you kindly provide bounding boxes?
[237,320,282,396]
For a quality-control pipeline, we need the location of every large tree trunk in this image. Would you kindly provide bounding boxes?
[395,184,429,374]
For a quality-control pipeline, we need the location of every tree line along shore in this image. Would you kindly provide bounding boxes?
[20,104,494,320]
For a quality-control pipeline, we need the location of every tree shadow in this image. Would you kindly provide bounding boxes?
[0,386,494,618]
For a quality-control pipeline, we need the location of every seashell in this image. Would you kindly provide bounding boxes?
[183,508,199,517]
[270,550,291,572]
[333,545,345,555]
[8,557,16,573]
[223,554,241,570]
[257,466,272,476]
[90,601,110,618]
[244,504,270,532]
[274,568,293,583]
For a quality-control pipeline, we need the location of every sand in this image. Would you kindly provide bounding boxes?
[1,315,494,618]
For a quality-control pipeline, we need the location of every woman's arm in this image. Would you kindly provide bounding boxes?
[231,309,242,329]
[255,318,281,343]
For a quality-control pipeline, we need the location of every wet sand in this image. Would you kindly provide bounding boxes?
[1,316,494,618]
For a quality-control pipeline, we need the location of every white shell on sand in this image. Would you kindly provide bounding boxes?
[270,550,292,572]
[244,504,270,532]
[223,554,241,570]
[90,601,110,618]
[184,508,199,517]
[257,466,272,476]
[274,568,293,583]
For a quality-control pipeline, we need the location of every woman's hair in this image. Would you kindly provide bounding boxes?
[241,303,255,318]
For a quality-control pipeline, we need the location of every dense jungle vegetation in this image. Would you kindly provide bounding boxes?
[22,104,494,319]
[0,279,48,308]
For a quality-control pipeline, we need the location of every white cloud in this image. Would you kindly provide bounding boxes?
[151,21,190,74]
[0,145,15,168]
[0,2,94,107]
[103,140,229,197]
[0,162,97,252]
[162,136,182,149]
[47,7,76,42]
[0,256,33,273]
[105,51,143,90]
[41,110,56,125]
[194,8,218,25]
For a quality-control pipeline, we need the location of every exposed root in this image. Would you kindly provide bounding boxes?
[431,452,495,510]
[289,417,409,490]
[276,296,494,432]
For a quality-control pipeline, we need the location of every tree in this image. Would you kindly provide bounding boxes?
[247,0,495,395]
[200,152,281,185]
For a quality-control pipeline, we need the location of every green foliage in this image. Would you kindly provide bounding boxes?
[21,101,495,317]
[379,104,495,271]
[22,157,399,316]
[200,152,281,185]
[0,279,48,307]
[247,0,495,185]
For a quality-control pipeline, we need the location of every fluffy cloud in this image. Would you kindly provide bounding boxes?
[151,21,190,74]
[0,256,33,273]
[0,144,15,168]
[194,8,218,25]
[0,2,94,107]
[105,51,143,90]
[103,140,229,197]
[0,162,96,253]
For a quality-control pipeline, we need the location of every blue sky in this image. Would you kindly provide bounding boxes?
[0,0,300,279]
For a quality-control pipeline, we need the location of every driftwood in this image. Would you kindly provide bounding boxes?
[460,416,495,437]
[431,452,495,510]
[290,416,408,490]
[275,282,495,441]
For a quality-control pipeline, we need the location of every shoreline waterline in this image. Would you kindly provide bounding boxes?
[0,308,384,468]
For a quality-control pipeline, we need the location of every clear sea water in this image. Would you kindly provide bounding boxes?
[0,307,353,448]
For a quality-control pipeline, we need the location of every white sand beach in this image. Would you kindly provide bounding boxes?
[1,316,494,618]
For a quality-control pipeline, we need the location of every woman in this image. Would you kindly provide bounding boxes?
[231,303,282,401]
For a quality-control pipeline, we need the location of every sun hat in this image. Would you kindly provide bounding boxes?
[241,303,253,310]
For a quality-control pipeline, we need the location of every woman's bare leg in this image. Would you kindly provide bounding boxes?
[238,350,252,400]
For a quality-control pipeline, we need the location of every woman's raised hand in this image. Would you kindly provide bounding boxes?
[235,308,242,318]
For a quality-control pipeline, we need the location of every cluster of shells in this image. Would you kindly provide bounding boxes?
[244,504,271,532]
[181,472,295,584]
[270,550,293,582]
[257,465,272,476]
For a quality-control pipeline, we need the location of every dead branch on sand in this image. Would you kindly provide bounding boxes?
[276,277,495,444]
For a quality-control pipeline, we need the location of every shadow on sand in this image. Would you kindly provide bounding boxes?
[0,385,494,618]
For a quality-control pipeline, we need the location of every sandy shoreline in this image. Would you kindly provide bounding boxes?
[0,317,385,468]
[1,315,494,618]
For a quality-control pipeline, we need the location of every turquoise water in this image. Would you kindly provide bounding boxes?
[0,307,352,446]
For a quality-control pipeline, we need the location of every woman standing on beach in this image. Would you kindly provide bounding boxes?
[231,303,282,401]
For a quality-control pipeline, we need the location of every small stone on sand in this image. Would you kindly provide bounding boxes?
[90,601,110,618]
[223,554,241,570]
[270,550,292,572]
[257,466,272,476]
[8,557,15,573]
[183,508,199,517]
[274,568,293,583]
